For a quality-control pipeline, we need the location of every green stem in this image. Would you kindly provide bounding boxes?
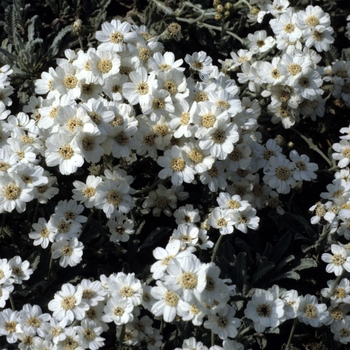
[211,234,224,262]
[327,271,344,298]
[32,200,39,225]
[47,254,54,281]
[0,212,7,236]
[78,208,95,240]
[119,324,126,347]
[290,127,333,167]
[196,22,245,45]
[233,0,252,10]
[285,318,298,350]
[211,330,215,347]
[9,294,15,311]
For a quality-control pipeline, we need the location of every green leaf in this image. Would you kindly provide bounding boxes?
[251,255,275,286]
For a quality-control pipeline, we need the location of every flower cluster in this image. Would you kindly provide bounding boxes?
[1,0,350,348]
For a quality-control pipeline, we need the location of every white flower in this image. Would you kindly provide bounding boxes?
[0,309,22,344]
[162,255,207,302]
[88,48,121,84]
[204,305,241,340]
[72,175,102,208]
[45,132,84,175]
[332,140,350,168]
[157,145,196,186]
[9,256,33,284]
[263,154,296,194]
[80,279,106,307]
[0,284,13,308]
[151,239,193,280]
[107,214,135,243]
[331,317,350,344]
[0,173,34,214]
[109,272,143,307]
[297,294,328,327]
[142,183,179,217]
[270,8,302,42]
[321,244,350,276]
[20,304,51,338]
[174,204,200,225]
[48,283,89,323]
[151,280,189,323]
[247,30,275,53]
[51,238,84,268]
[321,278,350,305]
[208,207,234,235]
[122,66,156,107]
[102,296,134,325]
[175,337,208,350]
[96,19,138,52]
[289,150,318,181]
[231,206,260,233]
[244,288,285,332]
[185,51,213,75]
[29,217,55,248]
[76,319,105,349]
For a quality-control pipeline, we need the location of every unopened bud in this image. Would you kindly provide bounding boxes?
[72,19,83,34]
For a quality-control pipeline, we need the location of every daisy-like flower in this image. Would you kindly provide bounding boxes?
[208,207,234,235]
[175,337,208,350]
[151,280,189,323]
[331,317,350,344]
[321,278,350,304]
[270,8,302,42]
[151,239,194,280]
[94,178,134,218]
[148,51,185,73]
[0,258,13,285]
[76,319,105,349]
[48,283,89,323]
[96,19,138,52]
[72,175,102,208]
[109,272,143,307]
[162,255,207,302]
[185,51,213,75]
[122,66,156,107]
[244,288,285,333]
[79,279,106,307]
[88,48,121,84]
[29,217,55,248]
[321,244,350,276]
[0,172,34,214]
[45,132,84,175]
[247,30,275,53]
[107,214,135,243]
[52,238,84,268]
[0,309,22,344]
[174,204,200,225]
[157,145,196,186]
[172,224,200,248]
[102,296,134,325]
[0,284,14,308]
[200,160,228,192]
[231,206,260,233]
[297,294,328,327]
[263,154,296,194]
[204,305,241,340]
[142,183,179,217]
[9,256,33,284]
[20,303,51,338]
[199,119,240,160]
[289,150,318,181]
[332,140,350,168]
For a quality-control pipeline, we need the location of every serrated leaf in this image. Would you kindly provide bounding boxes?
[251,255,275,285]
[46,25,73,57]
[137,226,172,252]
[270,231,292,263]
[233,251,249,292]
[292,257,317,271]
[274,254,295,273]
[26,15,39,42]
